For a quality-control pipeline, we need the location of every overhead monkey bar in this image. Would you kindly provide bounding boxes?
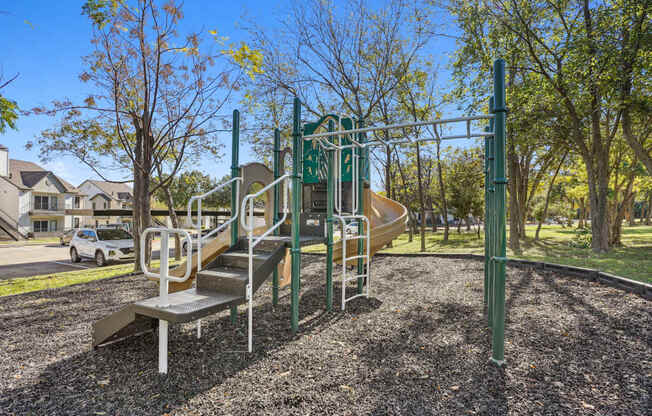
[303,114,496,150]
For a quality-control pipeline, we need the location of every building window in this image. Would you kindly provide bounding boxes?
[33,220,48,233]
[104,202,108,209]
[92,202,96,210]
[34,195,48,210]
[49,220,58,232]
[74,196,80,208]
[122,203,127,209]
[35,195,58,210]
[74,217,80,228]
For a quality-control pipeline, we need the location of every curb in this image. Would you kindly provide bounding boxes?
[302,251,651,300]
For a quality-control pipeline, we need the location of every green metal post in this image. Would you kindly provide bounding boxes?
[326,120,335,311]
[290,97,302,333]
[272,128,281,307]
[491,59,507,366]
[487,98,495,326]
[356,119,365,294]
[230,109,240,324]
[483,126,490,309]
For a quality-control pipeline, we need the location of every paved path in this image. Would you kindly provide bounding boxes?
[0,241,173,280]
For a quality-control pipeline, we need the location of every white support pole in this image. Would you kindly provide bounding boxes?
[158,231,170,307]
[197,200,202,272]
[196,319,201,339]
[248,199,253,353]
[159,320,168,374]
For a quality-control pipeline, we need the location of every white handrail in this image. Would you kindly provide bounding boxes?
[140,226,192,375]
[187,177,242,272]
[240,172,290,352]
[140,227,192,307]
[240,173,290,235]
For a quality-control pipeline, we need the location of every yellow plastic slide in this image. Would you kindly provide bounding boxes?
[332,189,408,263]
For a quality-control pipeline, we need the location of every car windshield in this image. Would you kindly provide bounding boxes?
[97,229,132,241]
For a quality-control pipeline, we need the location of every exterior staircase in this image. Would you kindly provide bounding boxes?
[92,236,286,347]
[0,211,25,241]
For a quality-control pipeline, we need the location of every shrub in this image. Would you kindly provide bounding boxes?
[568,228,592,248]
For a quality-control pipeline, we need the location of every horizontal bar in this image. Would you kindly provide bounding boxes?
[303,115,494,140]
[345,255,368,261]
[344,293,367,303]
[344,274,367,282]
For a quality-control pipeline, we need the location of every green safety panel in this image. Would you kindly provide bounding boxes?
[303,115,360,184]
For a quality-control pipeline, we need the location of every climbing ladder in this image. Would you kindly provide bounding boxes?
[320,115,373,310]
[333,214,370,309]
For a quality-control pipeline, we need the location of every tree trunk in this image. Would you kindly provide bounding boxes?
[385,144,393,248]
[584,1,611,254]
[610,174,636,246]
[430,200,437,233]
[132,132,144,272]
[465,216,471,231]
[435,139,449,242]
[163,185,181,260]
[535,152,567,240]
[628,194,636,227]
[646,196,652,225]
[415,142,426,252]
[507,143,521,253]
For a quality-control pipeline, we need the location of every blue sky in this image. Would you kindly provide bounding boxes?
[0,1,464,190]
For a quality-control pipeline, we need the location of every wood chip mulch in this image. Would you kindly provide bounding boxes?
[1,255,650,415]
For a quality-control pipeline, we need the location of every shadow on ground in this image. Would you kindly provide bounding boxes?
[0,255,649,415]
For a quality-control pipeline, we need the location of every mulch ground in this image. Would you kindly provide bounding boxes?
[0,255,650,415]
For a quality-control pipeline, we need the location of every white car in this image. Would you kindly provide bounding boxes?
[70,228,135,266]
[182,231,217,254]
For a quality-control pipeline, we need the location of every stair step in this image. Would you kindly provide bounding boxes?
[219,251,272,269]
[239,236,287,251]
[133,288,243,323]
[197,267,248,296]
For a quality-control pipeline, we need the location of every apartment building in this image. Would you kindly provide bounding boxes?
[77,179,133,227]
[0,145,85,239]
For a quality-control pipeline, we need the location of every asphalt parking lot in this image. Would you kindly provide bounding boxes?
[0,241,170,280]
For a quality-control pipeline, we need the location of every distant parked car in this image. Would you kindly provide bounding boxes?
[101,223,132,233]
[182,229,219,254]
[59,229,77,246]
[70,228,135,266]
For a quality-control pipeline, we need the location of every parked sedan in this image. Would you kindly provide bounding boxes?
[59,229,77,246]
[70,228,135,266]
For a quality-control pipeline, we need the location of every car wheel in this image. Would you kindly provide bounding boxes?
[95,250,106,267]
[182,242,188,255]
[70,247,81,263]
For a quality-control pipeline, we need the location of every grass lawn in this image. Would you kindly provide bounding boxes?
[305,224,652,284]
[0,237,61,246]
[0,259,181,297]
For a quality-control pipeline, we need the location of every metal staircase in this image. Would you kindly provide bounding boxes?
[91,236,286,346]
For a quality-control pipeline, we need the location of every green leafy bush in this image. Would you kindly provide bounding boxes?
[568,228,592,248]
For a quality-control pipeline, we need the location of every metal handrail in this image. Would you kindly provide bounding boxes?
[240,173,290,237]
[187,177,242,272]
[303,114,495,140]
[140,227,192,307]
[240,172,290,352]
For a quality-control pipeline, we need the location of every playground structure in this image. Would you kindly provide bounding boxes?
[91,59,508,374]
